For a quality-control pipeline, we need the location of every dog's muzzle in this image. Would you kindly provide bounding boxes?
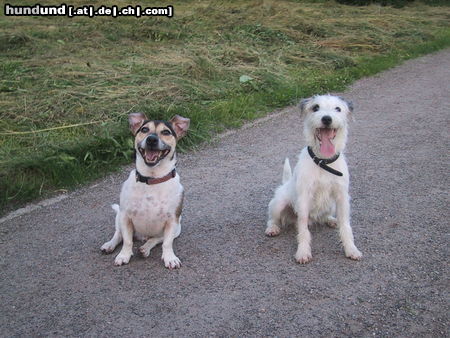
[138,134,171,167]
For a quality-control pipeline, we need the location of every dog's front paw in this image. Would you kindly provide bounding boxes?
[162,254,181,270]
[114,253,131,266]
[295,248,312,264]
[101,241,116,254]
[345,246,362,261]
[265,223,281,237]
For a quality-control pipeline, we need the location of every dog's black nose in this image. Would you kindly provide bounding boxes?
[146,134,159,147]
[321,115,332,126]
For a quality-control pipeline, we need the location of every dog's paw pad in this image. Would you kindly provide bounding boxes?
[101,242,115,254]
[265,225,280,237]
[295,250,312,264]
[163,255,181,270]
[139,246,151,258]
[345,248,362,261]
[295,255,312,264]
[325,217,338,228]
[114,254,131,266]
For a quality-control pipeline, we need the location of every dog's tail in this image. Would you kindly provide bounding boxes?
[111,204,120,214]
[282,158,292,183]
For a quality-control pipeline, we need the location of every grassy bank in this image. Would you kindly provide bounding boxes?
[1,0,449,213]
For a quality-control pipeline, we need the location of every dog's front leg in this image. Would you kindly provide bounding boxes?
[114,215,134,266]
[161,220,181,269]
[335,189,362,260]
[295,196,313,264]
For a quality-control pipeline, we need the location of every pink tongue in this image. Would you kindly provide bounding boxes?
[320,129,335,157]
[145,150,160,162]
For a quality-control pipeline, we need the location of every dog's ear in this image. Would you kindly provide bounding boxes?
[169,115,190,140]
[339,96,354,113]
[299,97,311,117]
[338,97,355,121]
[128,113,147,135]
[347,100,354,113]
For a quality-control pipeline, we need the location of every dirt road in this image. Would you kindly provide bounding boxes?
[1,49,449,337]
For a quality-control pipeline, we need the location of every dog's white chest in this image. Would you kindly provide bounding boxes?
[310,179,336,207]
[120,173,182,236]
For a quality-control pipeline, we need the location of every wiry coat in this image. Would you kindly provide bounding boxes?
[265,95,362,263]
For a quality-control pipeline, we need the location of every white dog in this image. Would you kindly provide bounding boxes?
[101,113,190,269]
[265,95,362,263]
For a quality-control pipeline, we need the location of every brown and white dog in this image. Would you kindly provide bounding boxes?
[101,113,190,269]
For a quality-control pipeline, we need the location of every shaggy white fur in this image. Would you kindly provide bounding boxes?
[265,95,362,263]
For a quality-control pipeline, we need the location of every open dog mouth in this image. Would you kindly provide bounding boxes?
[315,128,337,157]
[138,147,170,166]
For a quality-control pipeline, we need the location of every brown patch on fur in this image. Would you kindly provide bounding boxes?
[176,191,184,222]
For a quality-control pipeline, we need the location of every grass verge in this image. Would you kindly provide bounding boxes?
[1,0,449,214]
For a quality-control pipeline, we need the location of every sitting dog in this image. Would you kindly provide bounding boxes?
[265,95,362,263]
[101,113,190,269]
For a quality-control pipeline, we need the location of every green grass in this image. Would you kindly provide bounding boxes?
[1,0,449,214]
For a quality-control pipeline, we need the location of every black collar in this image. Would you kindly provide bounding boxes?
[307,147,343,177]
[135,168,176,185]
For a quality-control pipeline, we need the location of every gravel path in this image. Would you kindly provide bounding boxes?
[1,49,449,337]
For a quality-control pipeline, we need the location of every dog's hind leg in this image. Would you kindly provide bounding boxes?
[265,190,290,237]
[336,190,362,260]
[139,236,163,257]
[325,216,338,228]
[101,204,123,254]
[323,202,337,228]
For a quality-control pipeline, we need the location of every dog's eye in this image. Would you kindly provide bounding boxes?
[140,127,149,133]
[312,104,319,112]
[335,107,341,112]
[161,130,172,136]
